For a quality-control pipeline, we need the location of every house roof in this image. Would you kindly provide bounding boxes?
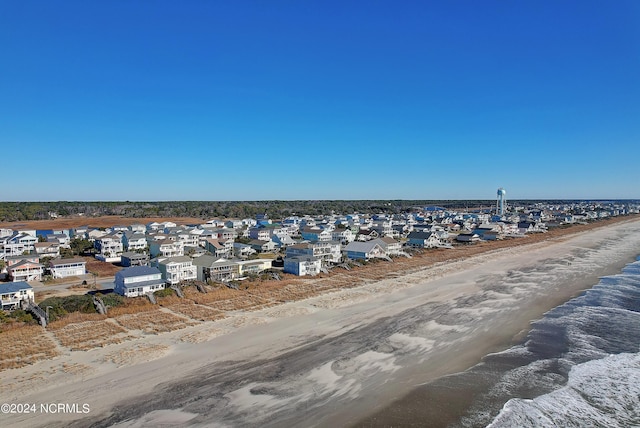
[407,231,434,240]
[0,282,33,293]
[191,254,219,267]
[205,238,224,249]
[50,258,86,266]
[117,266,161,278]
[121,278,166,289]
[344,241,383,253]
[378,236,399,245]
[121,252,149,260]
[8,260,44,270]
[158,255,192,264]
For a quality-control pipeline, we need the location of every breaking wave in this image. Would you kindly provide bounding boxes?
[483,258,640,428]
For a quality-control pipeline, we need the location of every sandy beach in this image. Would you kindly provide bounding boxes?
[2,218,640,427]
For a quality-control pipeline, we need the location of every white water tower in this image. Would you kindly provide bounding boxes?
[497,188,507,216]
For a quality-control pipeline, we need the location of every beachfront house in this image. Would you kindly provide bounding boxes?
[192,255,240,282]
[372,237,403,255]
[285,241,342,264]
[0,282,34,310]
[155,256,197,285]
[473,224,502,241]
[283,256,321,276]
[406,231,442,248]
[456,232,481,243]
[237,259,273,277]
[49,258,87,279]
[343,241,387,261]
[114,266,166,298]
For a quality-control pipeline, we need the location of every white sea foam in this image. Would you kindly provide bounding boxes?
[488,352,640,428]
[481,258,640,428]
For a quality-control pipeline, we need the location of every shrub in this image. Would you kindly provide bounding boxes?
[39,295,97,322]
[98,293,126,308]
[154,288,174,298]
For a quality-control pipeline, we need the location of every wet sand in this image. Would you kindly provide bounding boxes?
[2,218,640,428]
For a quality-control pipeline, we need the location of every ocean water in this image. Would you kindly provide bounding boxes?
[461,257,640,428]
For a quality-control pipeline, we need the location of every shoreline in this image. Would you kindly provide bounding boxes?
[2,217,640,427]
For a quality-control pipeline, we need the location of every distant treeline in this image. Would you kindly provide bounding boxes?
[0,200,632,222]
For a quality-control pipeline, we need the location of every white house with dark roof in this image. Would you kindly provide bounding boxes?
[114,266,166,298]
[155,256,197,285]
[49,257,87,278]
[0,282,34,310]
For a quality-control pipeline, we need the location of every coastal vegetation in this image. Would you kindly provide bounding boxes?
[1,199,624,222]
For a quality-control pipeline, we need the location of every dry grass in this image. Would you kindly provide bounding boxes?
[114,310,197,334]
[166,303,226,322]
[103,344,170,367]
[183,286,277,311]
[60,362,93,375]
[179,328,228,343]
[50,319,134,351]
[183,286,241,302]
[0,215,204,231]
[49,311,107,327]
[85,257,121,277]
[0,326,60,371]
[107,297,156,316]
[198,294,278,312]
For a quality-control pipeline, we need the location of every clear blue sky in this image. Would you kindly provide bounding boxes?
[2,1,639,201]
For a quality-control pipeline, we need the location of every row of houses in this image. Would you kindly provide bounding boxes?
[3,202,638,296]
